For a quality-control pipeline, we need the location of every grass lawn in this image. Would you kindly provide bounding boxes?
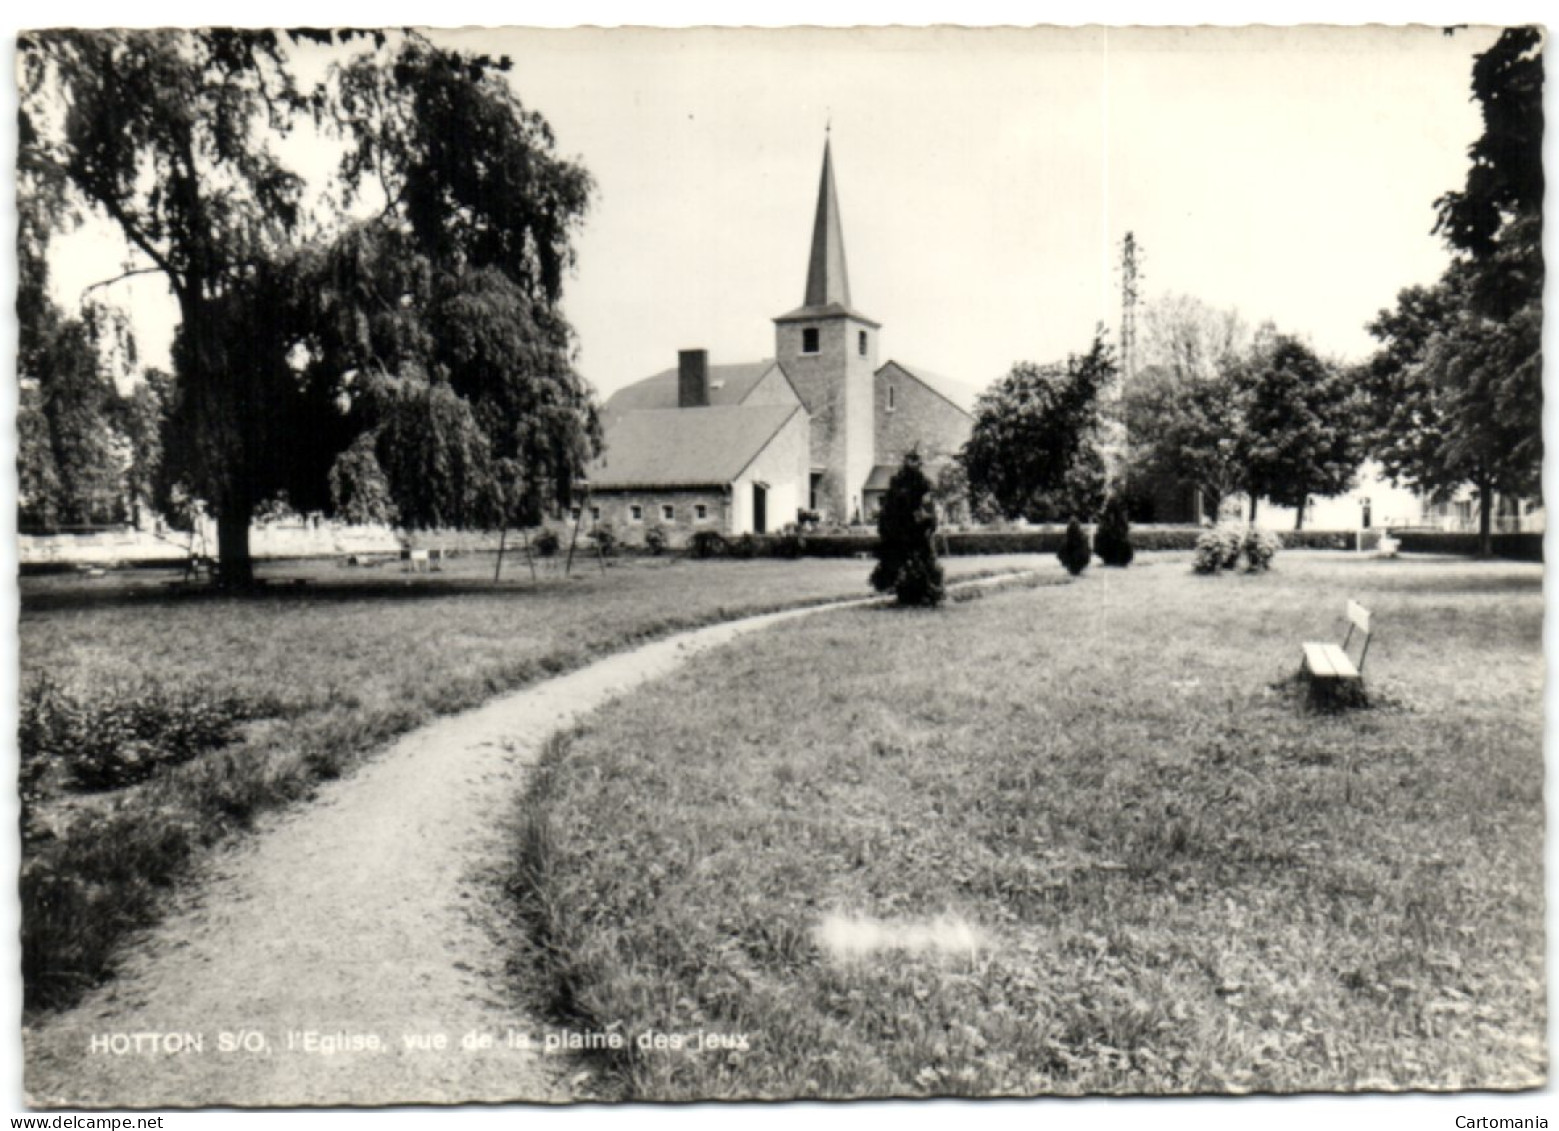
[19,550,1036,1012]
[511,552,1546,1098]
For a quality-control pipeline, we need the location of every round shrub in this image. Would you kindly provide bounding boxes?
[1057,519,1092,576]
[1242,526,1282,572]
[1193,525,1243,574]
[533,528,561,558]
[590,523,618,558]
[687,530,727,559]
[772,525,805,559]
[644,524,668,556]
[1194,524,1280,574]
[1094,493,1134,567]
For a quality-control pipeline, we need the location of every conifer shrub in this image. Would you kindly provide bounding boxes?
[871,451,945,607]
[1057,519,1092,576]
[1095,493,1134,567]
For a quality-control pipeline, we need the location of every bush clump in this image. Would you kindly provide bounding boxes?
[1194,524,1281,574]
[771,525,805,560]
[687,530,727,559]
[1193,525,1244,574]
[21,676,255,795]
[590,522,618,558]
[871,451,945,607]
[728,532,759,560]
[644,525,669,556]
[533,528,561,558]
[1094,493,1134,567]
[1057,519,1092,576]
[1242,527,1282,572]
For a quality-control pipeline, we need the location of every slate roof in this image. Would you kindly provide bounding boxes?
[806,137,852,309]
[601,361,782,419]
[589,404,803,489]
[879,359,980,415]
[773,301,882,328]
[863,464,897,493]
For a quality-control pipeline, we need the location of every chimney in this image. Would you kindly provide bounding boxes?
[678,349,709,408]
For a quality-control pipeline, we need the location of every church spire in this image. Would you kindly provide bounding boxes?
[803,135,851,308]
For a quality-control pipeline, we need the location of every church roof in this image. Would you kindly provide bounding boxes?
[588,404,803,489]
[878,359,979,415]
[774,136,878,328]
[772,301,881,328]
[806,137,851,309]
[863,465,898,493]
[601,361,783,418]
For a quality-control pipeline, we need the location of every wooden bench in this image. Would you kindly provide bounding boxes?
[1302,600,1373,702]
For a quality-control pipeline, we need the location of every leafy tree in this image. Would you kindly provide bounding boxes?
[871,450,945,607]
[1363,27,1542,555]
[931,460,971,526]
[19,30,598,583]
[114,370,170,528]
[1137,293,1250,387]
[16,386,63,530]
[1237,334,1361,528]
[1433,27,1543,262]
[16,164,144,529]
[1364,257,1540,551]
[20,29,310,575]
[961,329,1115,523]
[17,302,135,529]
[1123,355,1247,523]
[1127,303,1360,527]
[1094,492,1134,566]
[1122,295,1252,523]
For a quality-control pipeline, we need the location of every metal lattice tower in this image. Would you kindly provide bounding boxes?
[1118,231,1142,394]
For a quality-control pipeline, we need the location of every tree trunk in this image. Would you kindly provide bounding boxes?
[1294,501,1305,531]
[1198,487,1217,525]
[1478,475,1494,558]
[216,501,255,587]
[1248,494,1259,523]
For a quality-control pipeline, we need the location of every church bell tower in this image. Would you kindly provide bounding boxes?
[774,135,879,523]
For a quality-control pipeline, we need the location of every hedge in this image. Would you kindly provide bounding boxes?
[679,526,1377,559]
[1392,530,1544,562]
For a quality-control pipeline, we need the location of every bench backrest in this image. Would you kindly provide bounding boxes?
[1347,600,1370,636]
[1344,600,1373,672]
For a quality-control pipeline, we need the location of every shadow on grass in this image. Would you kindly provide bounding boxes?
[1352,556,1543,596]
[19,573,614,614]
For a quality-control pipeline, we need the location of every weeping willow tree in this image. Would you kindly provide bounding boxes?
[20,29,600,583]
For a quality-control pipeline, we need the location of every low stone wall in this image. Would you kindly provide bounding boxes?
[20,523,402,567]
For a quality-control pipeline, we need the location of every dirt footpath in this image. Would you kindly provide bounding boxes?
[23,576,1027,1108]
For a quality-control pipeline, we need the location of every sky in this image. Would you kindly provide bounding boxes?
[41,22,1508,408]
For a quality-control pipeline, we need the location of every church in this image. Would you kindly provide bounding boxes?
[586,139,974,544]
